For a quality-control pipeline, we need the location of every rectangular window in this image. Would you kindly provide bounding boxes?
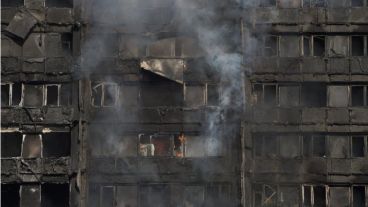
[42,132,71,158]
[302,185,327,206]
[46,0,73,8]
[206,184,230,207]
[264,36,278,56]
[313,36,326,56]
[1,0,23,7]
[91,82,119,107]
[328,36,349,57]
[184,84,205,107]
[22,134,42,158]
[20,185,41,207]
[279,36,300,57]
[116,186,137,207]
[140,185,170,207]
[41,184,69,207]
[352,136,365,157]
[279,85,300,107]
[101,186,114,207]
[184,186,205,207]
[1,184,20,207]
[185,136,206,157]
[352,0,365,7]
[260,0,277,7]
[264,84,277,105]
[139,134,173,157]
[1,83,23,107]
[301,83,327,107]
[351,85,367,106]
[279,135,300,158]
[264,136,278,158]
[328,85,349,107]
[351,36,365,56]
[313,135,326,157]
[45,85,60,106]
[279,186,299,206]
[353,186,366,207]
[1,132,23,157]
[206,84,219,106]
[303,36,311,56]
[24,84,44,107]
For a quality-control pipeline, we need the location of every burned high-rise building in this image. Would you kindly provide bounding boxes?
[1,0,368,207]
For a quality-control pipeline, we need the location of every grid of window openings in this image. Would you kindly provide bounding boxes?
[254,35,368,57]
[253,184,367,207]
[253,134,367,158]
[253,83,368,107]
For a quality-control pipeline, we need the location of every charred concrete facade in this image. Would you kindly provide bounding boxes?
[2,0,368,207]
[242,0,368,206]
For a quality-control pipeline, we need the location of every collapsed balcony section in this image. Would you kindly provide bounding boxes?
[1,126,76,182]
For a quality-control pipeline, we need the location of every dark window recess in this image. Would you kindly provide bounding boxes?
[61,33,73,54]
[24,85,43,107]
[264,85,277,105]
[314,186,326,206]
[313,36,325,56]
[352,136,365,157]
[21,185,41,207]
[314,0,326,7]
[2,184,20,207]
[46,0,73,8]
[253,84,263,104]
[1,84,10,106]
[353,186,366,207]
[302,83,327,107]
[42,132,71,157]
[260,0,276,7]
[88,184,100,207]
[254,137,263,157]
[264,36,278,56]
[303,36,311,56]
[22,134,42,158]
[352,86,365,106]
[92,82,103,106]
[46,85,59,106]
[352,0,364,7]
[60,84,72,106]
[101,186,114,207]
[264,136,278,158]
[12,83,22,106]
[104,84,117,106]
[141,185,170,207]
[352,36,365,56]
[303,135,312,157]
[1,133,23,157]
[41,184,69,207]
[303,186,312,206]
[1,0,23,7]
[206,185,230,207]
[152,135,171,156]
[184,186,204,207]
[313,135,326,157]
[207,85,219,106]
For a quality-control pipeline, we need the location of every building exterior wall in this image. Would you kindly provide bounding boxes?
[1,0,368,207]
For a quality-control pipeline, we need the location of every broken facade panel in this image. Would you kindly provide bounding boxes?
[2,0,368,207]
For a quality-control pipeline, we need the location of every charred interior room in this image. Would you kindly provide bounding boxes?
[1,0,368,206]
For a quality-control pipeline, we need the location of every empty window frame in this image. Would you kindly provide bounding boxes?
[351,136,366,158]
[260,0,277,7]
[351,85,368,106]
[351,0,366,7]
[1,0,23,7]
[20,185,41,207]
[42,132,71,157]
[41,184,69,207]
[278,186,300,206]
[351,36,366,56]
[184,83,219,107]
[353,186,366,207]
[253,184,278,206]
[301,83,327,107]
[303,134,327,157]
[302,185,327,207]
[303,0,326,7]
[91,82,119,107]
[44,84,61,106]
[23,84,44,107]
[329,186,350,207]
[303,36,326,57]
[1,184,20,207]
[263,35,279,56]
[253,135,279,158]
[1,83,23,107]
[253,83,301,107]
[1,132,23,157]
[279,36,301,57]
[328,136,350,158]
[279,135,301,158]
[206,184,231,207]
[22,134,42,158]
[46,0,73,8]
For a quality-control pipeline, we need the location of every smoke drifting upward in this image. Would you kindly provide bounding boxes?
[175,0,243,150]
